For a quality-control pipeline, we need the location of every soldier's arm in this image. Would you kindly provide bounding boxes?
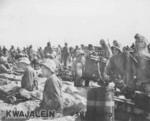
[0,64,11,73]
[104,58,113,81]
[106,39,113,58]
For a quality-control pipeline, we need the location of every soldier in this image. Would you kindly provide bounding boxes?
[100,39,111,59]
[148,43,150,53]
[69,47,74,63]
[37,47,44,59]
[134,33,150,95]
[72,50,86,87]
[111,41,122,56]
[0,46,2,56]
[40,59,63,114]
[28,45,34,61]
[87,44,95,56]
[104,42,136,90]
[44,42,53,57]
[81,44,85,51]
[74,45,80,58]
[19,57,37,91]
[62,43,69,68]
[0,56,11,74]
[57,45,62,62]
[9,45,15,56]
[2,46,8,56]
[99,39,112,80]
[9,45,16,63]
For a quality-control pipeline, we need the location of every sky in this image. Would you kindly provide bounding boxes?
[0,0,150,49]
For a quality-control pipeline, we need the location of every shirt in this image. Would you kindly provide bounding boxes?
[21,66,35,91]
[42,75,63,113]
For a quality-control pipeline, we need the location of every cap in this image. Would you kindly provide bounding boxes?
[111,44,121,52]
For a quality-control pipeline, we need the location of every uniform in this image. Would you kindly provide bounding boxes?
[41,75,63,113]
[21,66,35,91]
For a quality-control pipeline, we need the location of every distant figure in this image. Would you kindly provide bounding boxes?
[69,47,74,63]
[44,42,53,57]
[2,46,8,57]
[0,46,2,57]
[9,45,15,56]
[28,45,34,61]
[81,44,85,50]
[111,41,122,56]
[148,43,150,53]
[57,45,62,62]
[72,50,86,87]
[31,52,40,70]
[8,46,16,63]
[62,43,69,68]
[17,47,21,55]
[87,44,95,56]
[38,47,44,59]
[100,39,111,59]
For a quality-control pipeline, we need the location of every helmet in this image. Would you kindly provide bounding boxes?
[18,57,30,65]
[40,59,56,73]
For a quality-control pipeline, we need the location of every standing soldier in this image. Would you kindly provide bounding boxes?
[134,33,150,95]
[0,46,2,57]
[87,44,95,56]
[2,46,8,57]
[100,39,111,59]
[57,45,62,62]
[81,44,85,51]
[28,45,34,61]
[37,47,44,59]
[44,42,53,57]
[74,45,80,58]
[111,40,122,56]
[69,47,74,63]
[62,43,69,68]
[72,50,86,87]
[99,39,112,80]
[9,45,16,63]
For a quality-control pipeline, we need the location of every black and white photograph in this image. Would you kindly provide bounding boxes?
[0,0,150,121]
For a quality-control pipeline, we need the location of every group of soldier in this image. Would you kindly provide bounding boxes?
[0,33,150,119]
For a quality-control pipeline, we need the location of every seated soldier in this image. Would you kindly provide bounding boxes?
[17,57,38,91]
[40,59,63,114]
[0,56,12,74]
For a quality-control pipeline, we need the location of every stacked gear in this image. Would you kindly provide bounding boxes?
[85,83,115,121]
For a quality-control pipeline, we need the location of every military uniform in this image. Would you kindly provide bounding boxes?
[0,56,11,74]
[41,75,63,113]
[40,59,63,113]
[62,46,69,67]
[134,34,150,94]
[21,66,35,91]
